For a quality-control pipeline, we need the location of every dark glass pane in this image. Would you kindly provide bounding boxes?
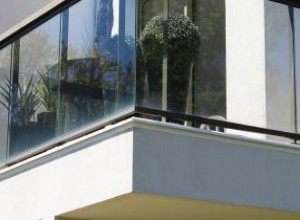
[137,0,226,118]
[189,0,226,119]
[136,0,164,109]
[9,15,60,157]
[0,45,11,162]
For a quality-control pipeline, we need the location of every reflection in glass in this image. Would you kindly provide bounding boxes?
[0,45,11,162]
[265,1,295,133]
[4,0,300,159]
[60,0,135,134]
[137,0,226,118]
[295,8,300,133]
[136,0,163,109]
[60,0,118,133]
[9,14,60,156]
[191,0,226,118]
[0,0,136,159]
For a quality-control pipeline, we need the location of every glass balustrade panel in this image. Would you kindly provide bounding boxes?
[0,45,11,162]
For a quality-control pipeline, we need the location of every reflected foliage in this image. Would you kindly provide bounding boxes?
[192,0,226,117]
[0,76,40,126]
[137,0,226,117]
[37,68,57,112]
[140,13,201,112]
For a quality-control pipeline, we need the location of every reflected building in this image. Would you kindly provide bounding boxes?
[95,0,114,43]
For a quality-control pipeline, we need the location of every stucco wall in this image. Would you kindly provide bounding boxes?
[226,0,267,133]
[0,0,56,35]
[0,119,300,220]
[132,120,300,213]
[0,127,134,220]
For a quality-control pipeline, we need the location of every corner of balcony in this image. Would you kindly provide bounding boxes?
[1,117,300,219]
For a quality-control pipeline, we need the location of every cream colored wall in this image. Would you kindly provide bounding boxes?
[60,193,300,220]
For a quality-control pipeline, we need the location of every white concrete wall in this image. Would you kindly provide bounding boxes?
[1,119,300,220]
[0,129,134,220]
[132,120,300,213]
[0,0,67,42]
[0,0,55,34]
[226,0,267,131]
[265,0,295,133]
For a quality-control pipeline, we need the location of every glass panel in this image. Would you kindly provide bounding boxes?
[294,8,300,133]
[4,0,300,159]
[59,0,136,135]
[136,0,164,109]
[181,0,226,118]
[137,0,226,117]
[118,0,136,109]
[9,15,60,157]
[0,45,11,162]
[1,0,136,159]
[265,1,295,134]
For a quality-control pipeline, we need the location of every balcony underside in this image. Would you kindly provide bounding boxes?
[59,193,300,220]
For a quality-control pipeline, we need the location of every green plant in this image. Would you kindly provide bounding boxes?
[139,13,201,112]
[0,76,40,126]
[140,13,201,64]
[37,69,56,112]
[0,77,11,111]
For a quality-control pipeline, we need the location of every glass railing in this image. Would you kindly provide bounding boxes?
[136,0,226,120]
[0,45,10,163]
[136,0,300,142]
[0,0,299,163]
[0,0,136,161]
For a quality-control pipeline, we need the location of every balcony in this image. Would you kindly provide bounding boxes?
[0,0,299,164]
[0,117,300,219]
[1,1,300,219]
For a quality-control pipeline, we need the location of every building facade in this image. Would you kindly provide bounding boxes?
[0,0,300,219]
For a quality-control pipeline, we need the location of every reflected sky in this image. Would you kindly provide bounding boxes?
[68,0,120,59]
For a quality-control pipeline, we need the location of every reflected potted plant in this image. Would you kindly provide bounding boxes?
[36,68,57,128]
[0,76,40,126]
[0,76,40,155]
[140,13,201,112]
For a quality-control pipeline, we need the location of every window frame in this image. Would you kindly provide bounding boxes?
[0,0,80,50]
[270,0,300,8]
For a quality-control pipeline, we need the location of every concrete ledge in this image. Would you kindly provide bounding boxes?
[133,120,300,212]
[0,118,300,220]
[0,0,67,42]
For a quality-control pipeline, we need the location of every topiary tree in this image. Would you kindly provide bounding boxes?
[140,13,201,112]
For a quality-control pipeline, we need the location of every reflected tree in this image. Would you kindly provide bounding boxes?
[137,0,226,118]
[140,13,201,112]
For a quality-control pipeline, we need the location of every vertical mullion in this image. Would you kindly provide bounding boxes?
[162,0,169,121]
[57,9,69,135]
[288,6,298,139]
[117,0,126,110]
[8,40,20,157]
